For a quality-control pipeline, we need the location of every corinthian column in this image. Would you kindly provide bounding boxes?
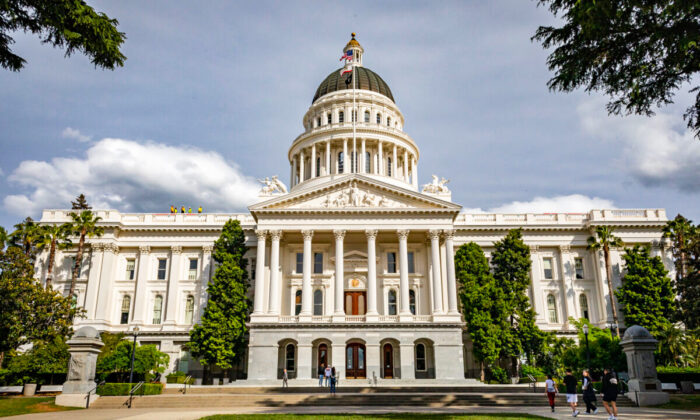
[253,230,267,315]
[131,245,151,324]
[365,230,378,317]
[164,245,182,325]
[397,229,411,316]
[428,230,443,314]
[267,230,282,315]
[300,230,314,317]
[444,230,459,315]
[333,230,346,316]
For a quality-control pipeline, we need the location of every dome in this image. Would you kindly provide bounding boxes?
[312,66,395,104]
[73,326,101,339]
[623,325,653,340]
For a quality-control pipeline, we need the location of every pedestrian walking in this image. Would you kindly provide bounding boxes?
[282,368,288,388]
[330,366,336,395]
[545,374,558,412]
[324,365,332,386]
[318,364,325,386]
[563,369,580,417]
[582,369,598,415]
[601,368,619,420]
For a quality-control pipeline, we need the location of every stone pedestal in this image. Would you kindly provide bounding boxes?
[620,325,669,406]
[55,326,104,408]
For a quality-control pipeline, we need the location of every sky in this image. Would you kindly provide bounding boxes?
[1,1,698,230]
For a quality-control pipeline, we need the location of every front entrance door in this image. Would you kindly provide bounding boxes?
[344,291,366,315]
[345,343,366,379]
[383,343,394,378]
[318,344,328,370]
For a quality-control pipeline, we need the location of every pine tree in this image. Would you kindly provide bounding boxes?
[71,194,92,210]
[616,246,676,337]
[189,219,250,377]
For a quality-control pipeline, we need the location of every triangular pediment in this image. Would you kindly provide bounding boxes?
[249,175,461,213]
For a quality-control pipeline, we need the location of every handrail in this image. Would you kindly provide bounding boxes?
[85,380,105,408]
[180,376,193,394]
[127,381,145,409]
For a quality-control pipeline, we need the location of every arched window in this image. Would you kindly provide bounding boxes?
[338,152,344,173]
[387,116,391,127]
[295,290,302,315]
[285,344,296,371]
[387,157,392,176]
[153,295,163,324]
[579,294,590,321]
[409,290,416,315]
[415,343,426,371]
[364,110,370,123]
[338,111,344,123]
[313,289,323,316]
[388,289,397,315]
[365,151,371,172]
[547,294,558,323]
[120,295,131,324]
[376,113,381,124]
[316,157,321,177]
[185,295,195,324]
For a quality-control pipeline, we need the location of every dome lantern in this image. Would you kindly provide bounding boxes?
[343,32,364,67]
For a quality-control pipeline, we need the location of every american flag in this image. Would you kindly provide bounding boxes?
[339,50,353,61]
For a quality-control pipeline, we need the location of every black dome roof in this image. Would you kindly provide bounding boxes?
[313,67,394,104]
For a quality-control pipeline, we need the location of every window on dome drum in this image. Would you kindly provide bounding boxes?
[339,111,344,123]
[316,117,321,127]
[365,151,370,172]
[376,113,381,124]
[579,294,589,320]
[415,343,426,371]
[295,290,302,315]
[185,295,195,324]
[313,289,323,315]
[120,295,131,324]
[543,258,553,279]
[327,113,332,124]
[352,110,357,122]
[388,289,397,315]
[157,258,167,280]
[547,294,557,323]
[387,252,397,273]
[188,259,198,280]
[350,151,356,173]
[338,152,344,173]
[575,258,585,279]
[387,157,392,176]
[314,252,323,274]
[364,111,370,123]
[387,117,391,127]
[408,252,415,273]
[153,295,163,324]
[125,259,135,280]
[316,157,321,177]
[286,344,295,371]
[409,289,416,315]
[296,252,303,273]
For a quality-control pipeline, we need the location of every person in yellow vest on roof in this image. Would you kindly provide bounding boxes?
[198,206,202,213]
[181,205,185,213]
[170,205,176,213]
[188,207,193,213]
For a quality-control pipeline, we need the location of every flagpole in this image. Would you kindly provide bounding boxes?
[352,60,356,173]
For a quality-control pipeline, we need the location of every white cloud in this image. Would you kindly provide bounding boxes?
[61,127,92,143]
[4,138,260,216]
[578,99,700,192]
[463,194,616,214]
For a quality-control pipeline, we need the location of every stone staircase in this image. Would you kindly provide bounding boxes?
[91,386,636,409]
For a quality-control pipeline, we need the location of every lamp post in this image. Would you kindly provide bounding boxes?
[608,322,617,339]
[128,326,140,385]
[582,324,590,372]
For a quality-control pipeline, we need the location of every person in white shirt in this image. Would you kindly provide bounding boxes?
[545,374,558,413]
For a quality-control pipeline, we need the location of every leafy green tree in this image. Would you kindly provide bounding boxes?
[656,323,692,367]
[1,0,126,71]
[96,340,169,382]
[68,210,103,296]
[35,223,73,288]
[491,228,539,376]
[6,336,69,384]
[561,319,626,376]
[0,248,82,369]
[535,333,576,378]
[533,1,700,139]
[663,215,697,281]
[455,242,504,381]
[664,215,700,328]
[9,217,39,259]
[587,226,624,337]
[616,246,676,337]
[189,219,250,376]
[0,226,8,252]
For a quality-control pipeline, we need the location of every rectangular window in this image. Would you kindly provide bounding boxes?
[327,113,332,124]
[313,252,323,274]
[407,252,415,273]
[125,259,136,280]
[188,259,198,280]
[157,259,167,280]
[387,252,397,273]
[543,258,553,279]
[296,252,303,273]
[575,258,585,279]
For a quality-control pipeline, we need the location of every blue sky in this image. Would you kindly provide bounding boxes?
[1,1,698,229]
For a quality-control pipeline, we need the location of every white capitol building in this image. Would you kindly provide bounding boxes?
[38,35,672,383]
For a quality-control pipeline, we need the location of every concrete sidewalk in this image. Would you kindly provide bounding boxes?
[7,405,700,420]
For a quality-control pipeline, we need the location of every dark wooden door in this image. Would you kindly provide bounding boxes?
[383,343,393,378]
[345,343,366,378]
[344,291,366,315]
[318,344,328,370]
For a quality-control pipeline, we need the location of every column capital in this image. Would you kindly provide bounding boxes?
[255,229,267,240]
[427,229,441,241]
[442,229,455,240]
[104,243,120,254]
[559,244,572,254]
[365,229,378,240]
[91,243,105,252]
[333,229,346,240]
[269,230,283,241]
[397,229,410,240]
[301,230,314,240]
[202,244,214,253]
[171,245,183,254]
[529,245,539,253]
[139,245,151,254]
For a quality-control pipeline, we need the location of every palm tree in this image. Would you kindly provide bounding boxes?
[663,214,696,281]
[68,210,104,296]
[656,323,687,366]
[36,223,73,289]
[587,225,624,338]
[9,217,39,258]
[0,226,7,253]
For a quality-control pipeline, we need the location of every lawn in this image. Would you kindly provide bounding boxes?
[657,394,700,411]
[0,396,80,417]
[201,415,549,420]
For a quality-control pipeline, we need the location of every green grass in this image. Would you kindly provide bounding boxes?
[0,396,80,417]
[201,415,550,420]
[657,394,700,411]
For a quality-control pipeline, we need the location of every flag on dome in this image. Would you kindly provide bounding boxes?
[340,65,352,75]
[339,50,353,61]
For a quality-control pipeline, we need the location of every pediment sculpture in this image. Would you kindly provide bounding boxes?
[422,174,450,194]
[316,182,403,208]
[258,175,288,195]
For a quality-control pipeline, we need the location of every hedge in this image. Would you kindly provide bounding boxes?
[656,367,700,384]
[165,371,194,384]
[96,382,163,396]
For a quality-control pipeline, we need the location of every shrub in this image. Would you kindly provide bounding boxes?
[166,371,194,384]
[96,382,163,396]
[521,365,545,378]
[656,366,700,384]
[491,367,509,384]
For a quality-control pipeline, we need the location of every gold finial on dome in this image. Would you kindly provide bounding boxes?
[345,32,361,49]
[351,32,356,38]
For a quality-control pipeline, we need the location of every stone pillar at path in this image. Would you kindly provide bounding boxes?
[55,326,104,407]
[620,325,669,406]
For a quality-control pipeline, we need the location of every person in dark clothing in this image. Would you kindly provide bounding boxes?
[329,366,337,395]
[582,369,598,414]
[317,364,324,386]
[563,369,580,417]
[602,368,619,420]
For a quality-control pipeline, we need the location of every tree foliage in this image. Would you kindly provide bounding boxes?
[9,217,39,259]
[1,0,126,71]
[4,336,70,384]
[35,223,73,287]
[664,215,700,328]
[189,219,250,370]
[561,319,626,377]
[96,340,169,382]
[588,225,624,337]
[68,209,103,296]
[533,0,700,139]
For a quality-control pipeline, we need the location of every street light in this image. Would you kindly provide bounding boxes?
[128,326,140,385]
[582,324,590,372]
[608,322,618,339]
